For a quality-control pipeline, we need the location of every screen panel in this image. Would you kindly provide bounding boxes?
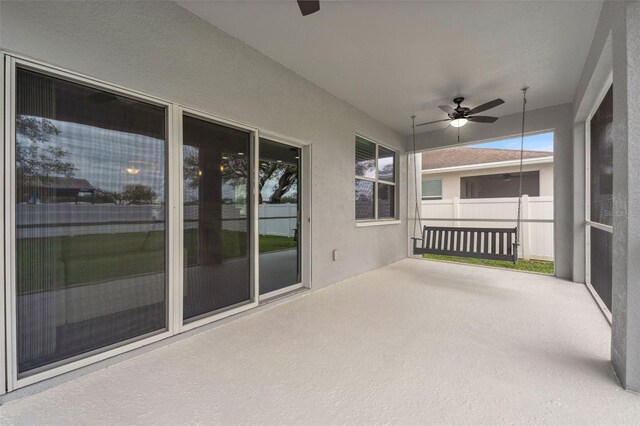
[182,115,252,322]
[590,85,613,226]
[15,68,167,375]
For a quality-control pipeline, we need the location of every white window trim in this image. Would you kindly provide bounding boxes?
[355,135,398,223]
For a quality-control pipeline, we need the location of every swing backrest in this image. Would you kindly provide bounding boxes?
[413,225,518,263]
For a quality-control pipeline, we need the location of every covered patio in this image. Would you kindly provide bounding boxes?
[2,0,640,420]
[1,259,638,424]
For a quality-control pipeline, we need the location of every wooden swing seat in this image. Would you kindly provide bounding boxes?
[412,225,518,264]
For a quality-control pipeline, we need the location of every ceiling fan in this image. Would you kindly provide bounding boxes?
[297,0,320,16]
[417,97,505,128]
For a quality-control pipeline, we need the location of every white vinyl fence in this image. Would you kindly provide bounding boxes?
[258,204,298,237]
[421,196,554,260]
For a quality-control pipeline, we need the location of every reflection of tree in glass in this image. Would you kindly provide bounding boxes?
[379,164,394,179]
[94,184,157,205]
[183,149,200,190]
[267,165,297,204]
[16,116,76,191]
[197,154,298,204]
[355,159,375,177]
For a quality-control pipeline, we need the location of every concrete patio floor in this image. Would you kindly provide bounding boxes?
[1,258,639,424]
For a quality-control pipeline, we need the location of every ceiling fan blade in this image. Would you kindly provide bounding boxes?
[468,98,505,115]
[297,0,320,16]
[467,116,499,123]
[438,105,456,115]
[416,118,451,127]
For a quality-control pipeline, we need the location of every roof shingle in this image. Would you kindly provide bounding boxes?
[422,147,552,170]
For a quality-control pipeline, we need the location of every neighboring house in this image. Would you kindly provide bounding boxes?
[420,146,555,260]
[421,147,553,200]
[26,176,96,204]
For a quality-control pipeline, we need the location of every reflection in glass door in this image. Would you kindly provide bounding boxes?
[14,67,168,376]
[258,139,301,295]
[182,116,252,322]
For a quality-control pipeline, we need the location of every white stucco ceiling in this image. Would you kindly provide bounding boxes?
[179,1,602,135]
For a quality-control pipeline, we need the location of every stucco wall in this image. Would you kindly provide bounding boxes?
[0,1,407,290]
[424,162,554,199]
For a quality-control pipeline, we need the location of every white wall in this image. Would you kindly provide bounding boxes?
[0,1,407,290]
[424,162,554,199]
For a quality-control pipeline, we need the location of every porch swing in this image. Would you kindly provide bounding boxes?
[411,88,529,264]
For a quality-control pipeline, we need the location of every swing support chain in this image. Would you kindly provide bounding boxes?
[514,87,529,261]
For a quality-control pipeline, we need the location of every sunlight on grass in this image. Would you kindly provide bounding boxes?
[422,254,554,274]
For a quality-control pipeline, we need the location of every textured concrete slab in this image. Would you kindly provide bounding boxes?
[2,259,639,424]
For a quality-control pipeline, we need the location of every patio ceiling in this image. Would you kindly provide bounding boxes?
[178,1,602,134]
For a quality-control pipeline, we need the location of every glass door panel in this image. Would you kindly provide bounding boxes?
[258,139,301,295]
[182,115,252,322]
[15,68,168,376]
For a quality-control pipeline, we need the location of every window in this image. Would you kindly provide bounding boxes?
[460,171,540,199]
[422,178,442,200]
[355,136,396,220]
[14,67,168,376]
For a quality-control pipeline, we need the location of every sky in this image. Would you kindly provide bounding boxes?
[468,131,554,152]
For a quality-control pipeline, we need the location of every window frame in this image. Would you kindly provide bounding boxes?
[355,134,398,222]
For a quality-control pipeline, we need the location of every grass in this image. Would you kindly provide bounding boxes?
[259,234,297,253]
[422,253,555,274]
[18,229,297,293]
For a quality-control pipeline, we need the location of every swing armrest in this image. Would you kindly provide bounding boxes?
[411,237,423,250]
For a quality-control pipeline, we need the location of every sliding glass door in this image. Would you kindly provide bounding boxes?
[258,138,302,296]
[182,115,252,322]
[5,56,308,389]
[14,67,168,377]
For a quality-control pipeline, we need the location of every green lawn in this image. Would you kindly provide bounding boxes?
[422,253,555,274]
[259,234,297,253]
[18,229,297,293]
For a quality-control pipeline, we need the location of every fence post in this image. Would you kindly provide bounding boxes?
[521,195,530,260]
[453,197,460,227]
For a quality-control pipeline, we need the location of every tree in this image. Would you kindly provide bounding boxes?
[16,116,76,181]
[183,149,201,190]
[16,116,76,202]
[121,184,157,205]
[183,150,298,204]
[268,165,297,203]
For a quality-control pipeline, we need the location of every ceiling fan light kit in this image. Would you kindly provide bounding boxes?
[416,96,505,128]
[450,118,468,128]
